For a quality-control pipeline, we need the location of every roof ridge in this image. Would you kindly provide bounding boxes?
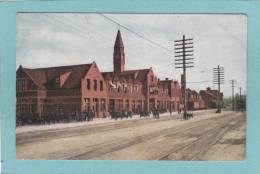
[27,63,93,70]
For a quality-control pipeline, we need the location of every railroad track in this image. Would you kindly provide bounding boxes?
[59,112,241,160]
[17,110,218,145]
[157,113,245,160]
[16,115,175,145]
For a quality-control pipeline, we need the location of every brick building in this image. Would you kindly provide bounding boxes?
[16,62,108,119]
[101,30,182,114]
[200,87,223,109]
[186,88,205,110]
[16,30,219,122]
[16,30,182,120]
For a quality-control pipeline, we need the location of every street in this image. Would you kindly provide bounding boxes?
[16,111,245,160]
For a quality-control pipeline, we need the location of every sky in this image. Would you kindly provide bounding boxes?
[16,13,247,97]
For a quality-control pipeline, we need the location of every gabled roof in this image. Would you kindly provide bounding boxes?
[19,63,93,89]
[200,90,221,100]
[102,68,151,83]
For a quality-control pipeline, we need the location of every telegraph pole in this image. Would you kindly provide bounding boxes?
[174,35,194,120]
[229,79,237,111]
[239,87,242,99]
[213,65,224,113]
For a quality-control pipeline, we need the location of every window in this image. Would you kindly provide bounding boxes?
[28,104,32,113]
[17,79,27,91]
[101,99,106,111]
[87,79,91,90]
[94,80,97,91]
[134,86,137,92]
[85,98,90,111]
[100,81,103,91]
[16,104,21,113]
[93,98,99,112]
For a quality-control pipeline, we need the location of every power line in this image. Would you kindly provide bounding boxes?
[187,80,212,84]
[99,14,173,53]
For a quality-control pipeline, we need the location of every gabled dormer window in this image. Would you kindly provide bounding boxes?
[100,81,103,91]
[94,80,97,91]
[87,79,91,90]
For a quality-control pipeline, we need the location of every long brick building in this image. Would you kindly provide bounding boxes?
[16,30,221,121]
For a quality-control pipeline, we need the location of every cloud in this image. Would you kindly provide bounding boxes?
[16,13,247,97]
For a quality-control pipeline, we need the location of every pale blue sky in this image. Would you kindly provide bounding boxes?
[16,13,247,97]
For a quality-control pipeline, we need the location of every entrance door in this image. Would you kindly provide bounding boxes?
[109,99,115,112]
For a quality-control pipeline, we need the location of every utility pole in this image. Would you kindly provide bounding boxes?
[238,87,242,111]
[213,65,224,113]
[239,87,242,100]
[229,79,237,111]
[174,35,194,120]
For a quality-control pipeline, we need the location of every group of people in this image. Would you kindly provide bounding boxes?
[16,110,96,126]
[152,109,160,119]
[16,106,187,126]
[109,110,133,120]
[82,110,95,121]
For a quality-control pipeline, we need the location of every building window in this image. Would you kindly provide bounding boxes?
[93,98,99,112]
[94,80,97,91]
[100,81,103,91]
[87,79,91,90]
[101,99,106,111]
[134,86,137,92]
[85,98,90,111]
[16,104,21,113]
[28,104,32,113]
[17,79,27,91]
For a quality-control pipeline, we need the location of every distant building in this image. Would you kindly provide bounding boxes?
[187,88,205,110]
[200,87,223,109]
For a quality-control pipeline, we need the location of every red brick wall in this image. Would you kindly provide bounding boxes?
[81,63,108,118]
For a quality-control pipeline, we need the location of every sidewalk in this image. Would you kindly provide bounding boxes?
[16,109,215,134]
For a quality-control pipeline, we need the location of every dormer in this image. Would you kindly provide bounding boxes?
[60,71,71,87]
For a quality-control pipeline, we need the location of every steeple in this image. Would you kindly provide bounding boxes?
[114,30,124,49]
[113,30,125,73]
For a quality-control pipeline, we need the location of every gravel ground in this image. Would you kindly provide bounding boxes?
[16,110,245,160]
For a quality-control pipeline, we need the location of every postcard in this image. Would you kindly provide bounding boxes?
[15,13,246,161]
[1,1,260,174]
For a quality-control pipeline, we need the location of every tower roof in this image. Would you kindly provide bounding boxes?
[114,30,124,48]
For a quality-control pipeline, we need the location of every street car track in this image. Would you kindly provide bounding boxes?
[16,110,216,145]
[158,113,245,160]
[16,115,176,145]
[61,112,241,160]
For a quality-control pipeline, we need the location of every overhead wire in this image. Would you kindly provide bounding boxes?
[99,13,173,53]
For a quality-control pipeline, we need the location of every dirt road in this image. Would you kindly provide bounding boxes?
[16,111,245,160]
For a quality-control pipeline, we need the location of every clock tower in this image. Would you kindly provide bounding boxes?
[113,30,125,73]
